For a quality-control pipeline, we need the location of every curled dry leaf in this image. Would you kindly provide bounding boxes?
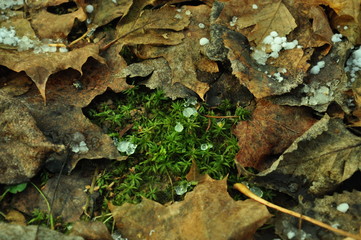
[253,115,361,198]
[110,177,271,240]
[233,99,317,170]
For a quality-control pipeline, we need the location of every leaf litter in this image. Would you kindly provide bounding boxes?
[1,0,361,239]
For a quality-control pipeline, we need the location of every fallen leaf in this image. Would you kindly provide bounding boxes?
[275,190,361,239]
[118,57,195,99]
[233,99,317,170]
[215,0,297,45]
[110,177,271,240]
[30,7,87,39]
[91,0,133,27]
[13,168,93,223]
[0,222,84,240]
[253,115,361,198]
[0,92,64,184]
[70,221,113,240]
[270,40,353,113]
[0,44,105,102]
[297,0,361,44]
[135,5,215,99]
[5,210,26,226]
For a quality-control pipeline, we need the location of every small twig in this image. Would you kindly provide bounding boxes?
[234,183,361,240]
[68,27,97,47]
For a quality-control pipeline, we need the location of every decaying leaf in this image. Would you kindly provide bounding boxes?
[70,221,113,240]
[91,0,133,27]
[233,99,317,170]
[0,44,104,102]
[110,177,271,240]
[13,169,93,223]
[135,5,216,100]
[0,92,64,184]
[251,115,361,198]
[0,222,83,240]
[30,7,87,39]
[118,57,194,99]
[275,190,361,240]
[270,36,354,113]
[297,0,361,44]
[215,0,297,45]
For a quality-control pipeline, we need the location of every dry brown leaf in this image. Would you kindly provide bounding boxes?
[70,221,113,240]
[92,0,133,27]
[252,115,361,198]
[0,222,83,240]
[118,57,194,99]
[110,177,271,240]
[0,44,104,102]
[270,40,353,113]
[30,7,87,39]
[116,4,189,46]
[297,0,361,44]
[136,5,215,99]
[13,169,92,223]
[223,30,310,98]
[215,0,297,45]
[185,160,209,183]
[233,99,317,170]
[0,92,64,184]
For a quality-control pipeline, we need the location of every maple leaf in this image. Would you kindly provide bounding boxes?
[233,99,317,170]
[110,177,271,240]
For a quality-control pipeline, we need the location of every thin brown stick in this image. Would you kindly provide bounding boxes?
[234,183,361,240]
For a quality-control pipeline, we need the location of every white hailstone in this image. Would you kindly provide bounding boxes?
[199,37,209,46]
[116,141,137,155]
[198,23,205,29]
[331,33,343,43]
[85,5,94,13]
[174,122,184,132]
[252,4,258,9]
[336,203,349,213]
[183,107,197,117]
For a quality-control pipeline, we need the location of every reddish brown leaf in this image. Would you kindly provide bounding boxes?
[233,99,317,170]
